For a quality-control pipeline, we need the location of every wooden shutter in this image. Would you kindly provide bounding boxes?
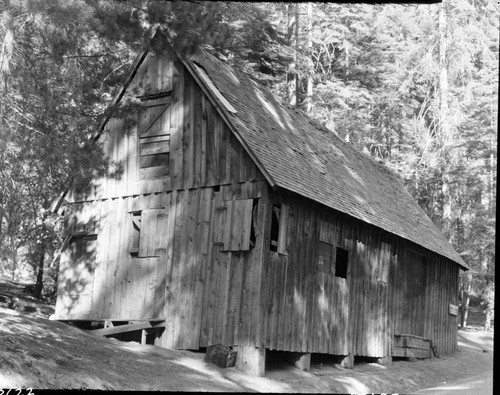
[277,204,288,255]
[215,199,254,252]
[137,208,168,258]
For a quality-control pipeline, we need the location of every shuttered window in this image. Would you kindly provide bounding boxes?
[129,208,167,257]
[214,198,257,252]
[138,92,172,180]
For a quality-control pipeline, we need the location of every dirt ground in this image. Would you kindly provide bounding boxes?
[0,279,494,393]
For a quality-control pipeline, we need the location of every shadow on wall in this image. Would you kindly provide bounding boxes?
[56,232,97,319]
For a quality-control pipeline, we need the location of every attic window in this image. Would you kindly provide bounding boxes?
[335,247,349,278]
[269,203,288,255]
[138,91,172,180]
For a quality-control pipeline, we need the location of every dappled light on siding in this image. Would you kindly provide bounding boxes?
[317,283,332,338]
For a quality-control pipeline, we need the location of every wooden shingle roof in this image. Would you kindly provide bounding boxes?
[185,50,468,269]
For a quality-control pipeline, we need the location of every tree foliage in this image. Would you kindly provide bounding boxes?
[0,1,497,314]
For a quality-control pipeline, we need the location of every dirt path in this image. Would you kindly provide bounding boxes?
[0,305,494,393]
[416,371,493,394]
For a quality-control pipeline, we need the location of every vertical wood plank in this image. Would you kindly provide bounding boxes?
[183,73,194,189]
[200,96,208,186]
[192,82,203,188]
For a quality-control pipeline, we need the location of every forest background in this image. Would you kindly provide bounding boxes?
[0,0,497,329]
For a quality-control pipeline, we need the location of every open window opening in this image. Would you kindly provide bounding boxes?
[269,203,288,255]
[270,204,281,252]
[249,199,258,249]
[335,247,349,278]
[129,211,141,256]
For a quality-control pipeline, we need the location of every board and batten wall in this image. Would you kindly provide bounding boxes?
[259,189,459,358]
[55,51,270,351]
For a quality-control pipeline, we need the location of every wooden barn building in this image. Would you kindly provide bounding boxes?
[53,35,468,375]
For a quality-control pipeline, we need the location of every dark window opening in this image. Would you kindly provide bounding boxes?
[249,199,258,248]
[270,204,281,252]
[129,211,141,255]
[335,247,349,278]
[213,185,220,192]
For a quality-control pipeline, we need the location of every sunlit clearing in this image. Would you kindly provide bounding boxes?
[174,358,251,391]
[457,342,485,351]
[0,373,23,388]
[368,362,387,369]
[0,325,15,334]
[120,343,146,353]
[228,371,292,393]
[175,358,224,381]
[334,376,370,394]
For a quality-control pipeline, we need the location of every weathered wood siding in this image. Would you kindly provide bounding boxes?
[260,189,458,358]
[56,193,169,320]
[70,52,260,202]
[347,221,393,359]
[392,244,459,356]
[261,190,350,355]
[160,181,268,350]
[56,49,268,351]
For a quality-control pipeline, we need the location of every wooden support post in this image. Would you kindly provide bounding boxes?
[377,356,392,366]
[295,353,311,371]
[141,329,147,345]
[340,353,354,369]
[288,352,311,371]
[104,320,113,329]
[235,346,266,377]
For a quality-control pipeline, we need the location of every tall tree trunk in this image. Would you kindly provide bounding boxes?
[0,5,14,141]
[305,3,313,116]
[33,243,45,299]
[9,237,17,281]
[287,3,299,107]
[488,121,495,214]
[439,1,449,144]
[459,272,472,328]
[439,1,451,233]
